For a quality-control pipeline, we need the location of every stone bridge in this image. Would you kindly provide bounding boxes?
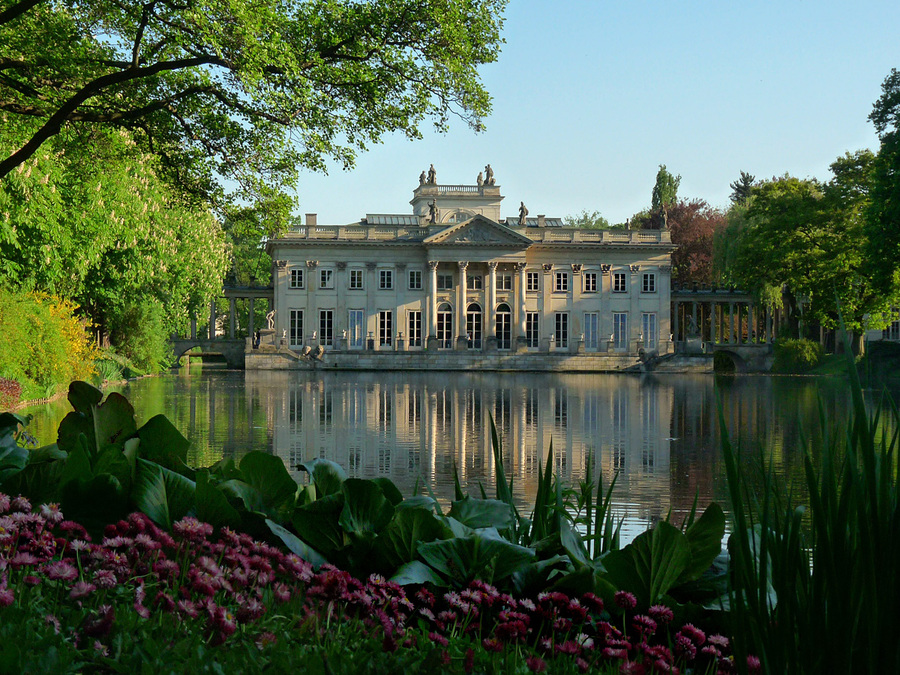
[170,338,247,369]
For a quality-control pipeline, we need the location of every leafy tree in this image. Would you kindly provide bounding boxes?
[866,68,900,302]
[0,0,507,207]
[563,209,610,229]
[666,199,726,285]
[651,164,681,213]
[729,171,756,205]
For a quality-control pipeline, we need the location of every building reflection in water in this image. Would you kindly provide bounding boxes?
[246,371,677,532]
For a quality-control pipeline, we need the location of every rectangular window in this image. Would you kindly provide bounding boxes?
[348,309,364,349]
[583,272,598,293]
[319,269,333,289]
[554,272,569,293]
[349,269,364,290]
[467,275,483,290]
[498,274,512,291]
[290,269,304,289]
[641,312,658,349]
[408,310,422,347]
[408,270,422,290]
[554,312,569,348]
[437,274,453,290]
[584,312,599,350]
[379,270,393,290]
[613,271,627,293]
[525,312,540,348]
[526,271,540,292]
[318,310,334,346]
[642,272,656,293]
[614,312,628,349]
[289,310,303,346]
[379,310,393,345]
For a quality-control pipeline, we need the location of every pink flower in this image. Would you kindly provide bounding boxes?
[0,494,9,513]
[173,517,213,542]
[9,551,40,568]
[429,632,448,647]
[70,581,97,600]
[525,655,547,672]
[11,496,31,513]
[39,503,64,523]
[746,655,762,674]
[708,634,729,649]
[648,604,674,624]
[93,569,117,589]
[0,588,13,606]
[581,592,604,613]
[255,632,278,649]
[45,561,78,582]
[482,638,504,653]
[45,614,61,634]
[678,623,706,647]
[619,662,647,674]
[576,657,590,673]
[614,591,638,610]
[632,614,657,635]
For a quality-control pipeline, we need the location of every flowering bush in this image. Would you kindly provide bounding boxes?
[0,492,759,674]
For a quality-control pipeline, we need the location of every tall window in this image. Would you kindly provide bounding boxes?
[584,312,599,350]
[554,272,569,293]
[613,272,627,293]
[526,271,540,292]
[437,274,453,290]
[348,309,364,349]
[496,303,511,350]
[613,312,628,349]
[349,269,364,290]
[289,310,303,346]
[642,273,656,293]
[554,312,568,348]
[408,270,422,290]
[467,275,483,290]
[319,269,333,289]
[466,303,482,349]
[408,310,422,347]
[319,310,333,346]
[379,310,393,345]
[437,303,453,348]
[379,269,393,290]
[641,312,658,349]
[583,271,597,293]
[526,312,539,348]
[290,269,304,289]
[498,274,512,291]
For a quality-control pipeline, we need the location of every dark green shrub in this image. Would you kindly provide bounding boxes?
[772,338,824,373]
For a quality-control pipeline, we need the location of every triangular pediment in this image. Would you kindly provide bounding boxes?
[423,215,533,247]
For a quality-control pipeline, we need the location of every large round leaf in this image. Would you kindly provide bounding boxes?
[680,503,726,583]
[448,496,514,531]
[299,457,347,497]
[292,492,346,555]
[418,529,536,585]
[339,478,394,537]
[375,507,451,568]
[238,451,297,512]
[132,458,196,531]
[266,519,328,568]
[194,470,241,530]
[137,414,191,473]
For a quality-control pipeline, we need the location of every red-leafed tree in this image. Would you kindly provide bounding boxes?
[667,199,727,286]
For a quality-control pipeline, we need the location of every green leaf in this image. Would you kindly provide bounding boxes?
[390,560,447,587]
[66,381,102,414]
[136,414,191,471]
[372,477,404,506]
[218,479,267,514]
[292,492,346,555]
[195,470,241,530]
[299,457,347,497]
[375,507,451,568]
[339,478,394,537]
[680,502,726,583]
[132,459,196,530]
[417,529,536,585]
[265,519,328,568]
[448,496,514,531]
[0,420,28,483]
[238,451,297,511]
[395,495,438,512]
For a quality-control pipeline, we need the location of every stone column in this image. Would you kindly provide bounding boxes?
[457,261,468,349]
[248,298,255,338]
[229,298,236,338]
[209,300,216,340]
[428,261,439,338]
[672,301,679,345]
[516,262,527,349]
[487,261,498,343]
[729,302,735,344]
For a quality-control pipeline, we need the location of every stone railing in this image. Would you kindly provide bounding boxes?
[287,225,672,244]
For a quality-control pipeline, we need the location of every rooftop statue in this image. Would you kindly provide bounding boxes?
[518,201,529,226]
[484,164,495,185]
[476,171,483,186]
[419,170,426,185]
[429,199,437,223]
[427,163,436,184]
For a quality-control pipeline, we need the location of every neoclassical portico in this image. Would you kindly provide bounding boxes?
[266,171,676,362]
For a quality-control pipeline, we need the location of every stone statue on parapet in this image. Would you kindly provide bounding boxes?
[419,170,426,185]
[429,199,437,223]
[427,164,436,184]
[518,201,529,226]
[662,205,669,230]
[477,171,483,186]
[484,164,495,185]
[265,309,275,330]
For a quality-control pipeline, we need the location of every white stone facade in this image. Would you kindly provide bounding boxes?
[266,178,676,362]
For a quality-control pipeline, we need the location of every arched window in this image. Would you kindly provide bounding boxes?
[496,303,511,350]
[466,302,483,349]
[437,303,453,349]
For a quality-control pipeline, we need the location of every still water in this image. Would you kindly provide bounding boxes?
[19,369,895,541]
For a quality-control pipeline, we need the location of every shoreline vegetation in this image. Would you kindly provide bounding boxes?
[1,353,897,673]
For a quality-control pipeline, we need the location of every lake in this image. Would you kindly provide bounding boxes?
[18,368,895,541]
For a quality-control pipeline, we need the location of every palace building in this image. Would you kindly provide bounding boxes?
[263,169,676,370]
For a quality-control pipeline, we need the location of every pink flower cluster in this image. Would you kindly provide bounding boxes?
[0,492,761,673]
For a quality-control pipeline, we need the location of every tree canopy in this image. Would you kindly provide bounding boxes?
[0,0,507,207]
[665,199,726,286]
[563,209,610,229]
[651,164,680,213]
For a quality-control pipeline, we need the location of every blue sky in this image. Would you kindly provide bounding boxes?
[293,1,899,225]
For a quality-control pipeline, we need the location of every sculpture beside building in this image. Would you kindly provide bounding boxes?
[262,170,676,370]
